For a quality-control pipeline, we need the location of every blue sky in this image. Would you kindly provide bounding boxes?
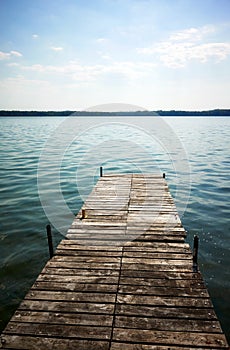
[0,0,229,110]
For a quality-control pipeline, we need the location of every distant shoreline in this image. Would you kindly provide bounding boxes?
[0,109,230,117]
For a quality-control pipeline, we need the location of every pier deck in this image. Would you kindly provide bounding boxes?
[1,174,229,349]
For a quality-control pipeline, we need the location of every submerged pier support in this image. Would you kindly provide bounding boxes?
[1,174,229,349]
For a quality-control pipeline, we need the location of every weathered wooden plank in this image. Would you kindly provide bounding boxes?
[32,281,117,293]
[110,343,224,350]
[126,227,186,233]
[114,315,223,333]
[36,274,119,284]
[66,231,130,237]
[122,252,191,259]
[75,210,128,216]
[57,240,123,249]
[65,238,127,245]
[119,277,206,289]
[70,221,126,227]
[123,242,190,251]
[121,263,192,272]
[112,328,228,348]
[122,258,192,265]
[65,235,147,242]
[72,216,127,222]
[118,285,208,297]
[44,262,121,270]
[0,335,110,350]
[25,291,116,303]
[11,310,113,326]
[55,249,123,257]
[120,270,204,280]
[19,300,115,314]
[117,295,212,308]
[65,236,186,243]
[65,235,185,242]
[4,323,112,340]
[40,267,120,276]
[68,228,126,234]
[115,304,218,319]
[50,255,121,263]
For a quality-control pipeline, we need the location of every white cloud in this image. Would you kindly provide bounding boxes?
[21,60,156,81]
[32,34,39,39]
[10,50,23,57]
[0,50,22,60]
[50,46,64,51]
[101,54,112,60]
[138,41,230,68]
[7,62,20,67]
[95,38,108,44]
[0,51,11,60]
[137,25,230,68]
[169,25,215,42]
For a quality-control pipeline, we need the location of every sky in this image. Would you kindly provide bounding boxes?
[0,0,229,111]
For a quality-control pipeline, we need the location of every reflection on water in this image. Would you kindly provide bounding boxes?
[0,116,229,341]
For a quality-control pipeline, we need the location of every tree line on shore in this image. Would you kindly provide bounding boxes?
[0,109,229,116]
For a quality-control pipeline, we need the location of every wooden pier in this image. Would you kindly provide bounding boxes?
[1,174,229,349]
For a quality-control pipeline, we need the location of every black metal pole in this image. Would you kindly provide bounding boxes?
[193,235,199,272]
[46,224,54,259]
[163,173,165,178]
[100,166,103,177]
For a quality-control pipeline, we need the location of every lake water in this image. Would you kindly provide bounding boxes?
[0,116,229,340]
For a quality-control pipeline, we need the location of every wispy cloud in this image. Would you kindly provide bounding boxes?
[32,34,39,39]
[95,38,108,44]
[10,50,23,57]
[0,50,22,60]
[7,62,20,67]
[169,25,215,42]
[137,25,230,68]
[21,60,156,81]
[0,51,10,60]
[50,46,64,51]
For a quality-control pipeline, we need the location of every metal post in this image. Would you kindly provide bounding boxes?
[193,235,199,272]
[81,208,86,219]
[163,173,165,178]
[100,166,103,177]
[46,224,54,259]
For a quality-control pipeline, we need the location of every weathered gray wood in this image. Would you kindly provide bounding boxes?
[115,303,218,319]
[44,261,121,270]
[117,294,212,308]
[50,255,120,263]
[37,274,119,284]
[0,335,110,350]
[32,281,117,293]
[122,252,191,259]
[114,316,223,333]
[118,284,208,297]
[119,276,206,289]
[18,300,115,314]
[1,174,229,350]
[40,267,120,276]
[110,344,226,350]
[121,263,192,272]
[120,270,205,279]
[25,291,116,303]
[11,310,113,326]
[112,328,228,348]
[4,323,112,340]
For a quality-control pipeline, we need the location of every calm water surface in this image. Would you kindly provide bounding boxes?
[0,116,229,340]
